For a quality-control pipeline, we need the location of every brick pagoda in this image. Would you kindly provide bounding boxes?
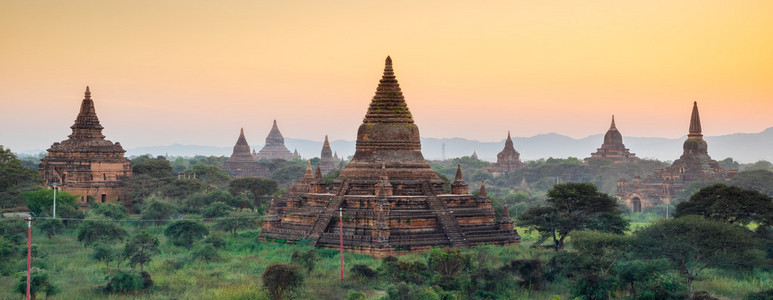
[255,120,294,161]
[38,87,132,205]
[616,102,736,212]
[585,116,637,163]
[259,57,520,256]
[482,132,526,176]
[317,135,337,175]
[221,128,269,178]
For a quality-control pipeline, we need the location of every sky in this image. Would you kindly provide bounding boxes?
[2,0,772,153]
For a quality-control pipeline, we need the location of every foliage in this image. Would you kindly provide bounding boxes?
[92,202,129,220]
[214,213,258,236]
[76,220,127,247]
[519,183,628,251]
[500,259,545,290]
[290,248,317,274]
[15,268,58,300]
[203,201,233,219]
[38,218,64,239]
[262,263,304,300]
[0,146,41,209]
[103,270,149,293]
[123,231,159,272]
[347,289,367,300]
[180,164,231,188]
[131,155,173,178]
[746,289,773,300]
[633,216,764,294]
[192,243,219,267]
[91,243,119,269]
[162,178,206,201]
[378,256,430,285]
[164,220,209,248]
[270,164,306,188]
[350,264,377,279]
[23,188,78,217]
[675,184,773,225]
[469,267,516,299]
[427,248,471,277]
[140,197,178,225]
[731,170,773,197]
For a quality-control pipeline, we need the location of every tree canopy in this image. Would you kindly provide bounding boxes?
[675,183,773,225]
[123,231,159,272]
[164,220,209,248]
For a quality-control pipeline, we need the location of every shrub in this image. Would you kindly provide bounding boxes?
[104,270,145,293]
[262,263,303,300]
[501,259,545,290]
[350,264,377,279]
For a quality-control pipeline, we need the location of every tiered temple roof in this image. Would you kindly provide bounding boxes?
[317,135,337,174]
[585,116,637,162]
[482,131,526,176]
[38,87,132,205]
[260,57,520,256]
[221,128,269,178]
[255,120,294,161]
[616,102,735,212]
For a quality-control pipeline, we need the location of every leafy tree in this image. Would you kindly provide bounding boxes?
[730,170,773,197]
[103,270,146,293]
[38,218,64,239]
[131,155,173,178]
[164,220,209,248]
[427,248,471,277]
[92,202,129,220]
[15,268,58,300]
[633,216,764,295]
[162,178,206,201]
[743,160,773,171]
[518,183,628,251]
[718,157,741,171]
[566,230,632,300]
[229,177,278,208]
[181,164,231,188]
[76,220,127,247]
[290,248,317,274]
[0,146,41,209]
[674,184,773,225]
[23,189,78,217]
[91,243,119,269]
[192,243,218,267]
[270,164,306,188]
[500,259,545,290]
[123,231,159,272]
[262,263,304,300]
[140,197,178,225]
[215,213,258,236]
[203,201,232,219]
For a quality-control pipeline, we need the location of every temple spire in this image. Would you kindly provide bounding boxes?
[504,131,513,149]
[610,115,616,130]
[455,164,463,181]
[688,101,702,138]
[479,181,487,198]
[303,161,314,179]
[314,165,323,179]
[236,128,248,146]
[84,86,91,99]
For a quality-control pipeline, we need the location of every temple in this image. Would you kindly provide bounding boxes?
[259,57,520,256]
[585,116,637,162]
[255,120,294,161]
[221,128,269,178]
[38,87,132,205]
[482,132,526,176]
[317,135,337,175]
[616,102,736,212]
[470,150,478,160]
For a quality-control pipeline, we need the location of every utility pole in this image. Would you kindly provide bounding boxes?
[51,184,58,218]
[339,208,344,281]
[26,217,32,300]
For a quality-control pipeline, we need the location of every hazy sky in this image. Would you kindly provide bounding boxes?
[2,0,772,153]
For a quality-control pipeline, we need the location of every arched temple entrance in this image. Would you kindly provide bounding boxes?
[632,197,642,213]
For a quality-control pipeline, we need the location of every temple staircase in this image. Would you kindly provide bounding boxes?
[304,180,350,243]
[422,182,469,248]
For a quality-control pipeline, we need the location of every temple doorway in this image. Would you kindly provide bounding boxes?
[632,197,642,213]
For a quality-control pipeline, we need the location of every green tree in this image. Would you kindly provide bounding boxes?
[76,220,127,247]
[140,197,178,225]
[730,170,773,197]
[229,177,278,208]
[518,183,628,251]
[38,218,64,239]
[203,201,232,219]
[103,270,146,293]
[91,243,119,269]
[674,184,773,225]
[192,243,218,267]
[182,164,231,188]
[262,263,304,300]
[0,146,41,209]
[123,231,159,272]
[15,268,58,300]
[164,220,209,248]
[290,248,317,274]
[162,178,206,201]
[23,189,78,217]
[633,216,764,295]
[92,202,129,220]
[214,213,258,237]
[427,248,471,277]
[132,155,173,178]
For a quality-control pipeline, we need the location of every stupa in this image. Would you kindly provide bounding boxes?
[616,102,736,212]
[585,116,636,162]
[482,132,526,176]
[38,87,132,205]
[255,120,294,161]
[259,57,520,256]
[317,135,337,174]
[221,128,269,178]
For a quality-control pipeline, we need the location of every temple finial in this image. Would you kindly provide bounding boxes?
[386,56,392,66]
[479,181,487,197]
[314,165,323,179]
[304,161,313,179]
[688,101,702,138]
[455,164,463,181]
[610,115,617,130]
[84,86,91,99]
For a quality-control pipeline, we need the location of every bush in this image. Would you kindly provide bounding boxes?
[746,289,773,300]
[92,202,129,220]
[104,270,145,293]
[290,248,316,274]
[140,198,178,225]
[262,263,303,300]
[350,264,377,279]
[501,259,545,290]
[347,289,367,300]
[203,201,232,219]
[164,220,208,248]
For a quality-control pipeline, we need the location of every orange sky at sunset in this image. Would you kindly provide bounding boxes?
[2,0,772,152]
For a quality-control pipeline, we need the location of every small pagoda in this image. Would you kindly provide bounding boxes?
[255,120,294,161]
[482,132,526,176]
[38,87,132,205]
[259,57,520,256]
[585,116,637,163]
[317,135,337,175]
[617,102,736,212]
[221,128,269,178]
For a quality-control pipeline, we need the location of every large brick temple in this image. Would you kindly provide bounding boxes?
[38,87,132,205]
[259,57,520,256]
[584,116,637,163]
[255,120,294,161]
[616,102,735,212]
[221,128,268,178]
[317,135,337,175]
[482,131,526,176]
